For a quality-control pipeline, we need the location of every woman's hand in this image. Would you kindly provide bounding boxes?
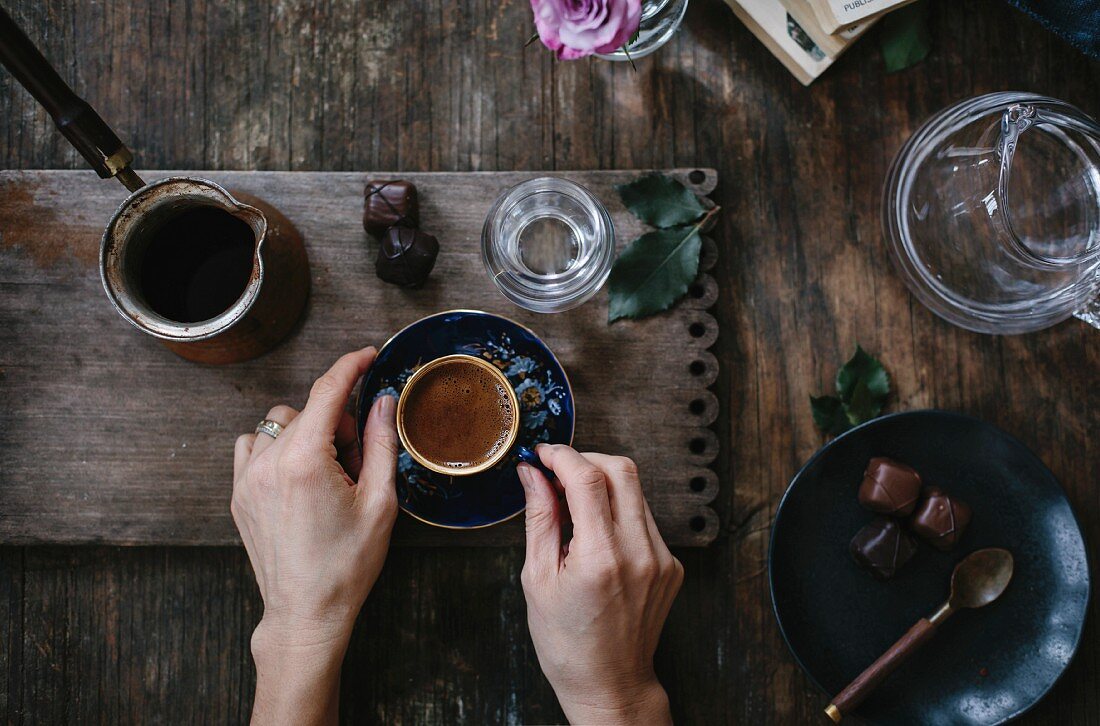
[232,347,398,725]
[518,445,683,725]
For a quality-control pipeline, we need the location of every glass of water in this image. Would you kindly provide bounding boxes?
[482,177,615,313]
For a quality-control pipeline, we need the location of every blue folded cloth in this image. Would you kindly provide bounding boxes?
[1007,0,1100,59]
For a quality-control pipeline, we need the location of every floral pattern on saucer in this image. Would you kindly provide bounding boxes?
[356,311,574,529]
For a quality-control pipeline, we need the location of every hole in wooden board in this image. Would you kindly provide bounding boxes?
[690,476,706,492]
[689,398,705,415]
[689,282,705,298]
[689,360,706,375]
[689,322,706,338]
[689,515,706,532]
[688,169,706,185]
[689,437,706,454]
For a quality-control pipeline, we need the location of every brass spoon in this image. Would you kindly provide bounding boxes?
[825,548,1014,723]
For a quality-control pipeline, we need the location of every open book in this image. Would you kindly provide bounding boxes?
[807,0,915,33]
[779,0,874,57]
[724,0,836,85]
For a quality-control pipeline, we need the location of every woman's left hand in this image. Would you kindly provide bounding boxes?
[232,347,398,724]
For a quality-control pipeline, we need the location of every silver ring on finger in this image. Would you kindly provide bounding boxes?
[255,419,284,439]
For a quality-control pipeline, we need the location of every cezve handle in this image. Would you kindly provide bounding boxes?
[825,617,939,723]
[0,6,142,190]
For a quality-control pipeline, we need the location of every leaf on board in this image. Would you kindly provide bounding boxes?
[615,173,708,229]
[607,226,702,322]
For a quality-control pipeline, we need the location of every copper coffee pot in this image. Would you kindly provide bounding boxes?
[0,6,309,364]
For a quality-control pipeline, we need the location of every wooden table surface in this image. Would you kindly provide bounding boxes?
[1,1,1097,723]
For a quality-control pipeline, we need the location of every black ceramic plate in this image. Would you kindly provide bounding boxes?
[769,411,1091,725]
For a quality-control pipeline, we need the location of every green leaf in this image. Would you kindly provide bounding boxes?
[835,346,890,402]
[844,379,883,427]
[607,226,702,322]
[810,395,851,436]
[616,173,708,229]
[811,345,891,436]
[880,1,931,73]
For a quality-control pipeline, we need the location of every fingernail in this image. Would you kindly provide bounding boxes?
[517,463,532,489]
[375,394,395,418]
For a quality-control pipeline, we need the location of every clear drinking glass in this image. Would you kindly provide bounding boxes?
[595,0,689,61]
[482,177,615,313]
[883,92,1100,334]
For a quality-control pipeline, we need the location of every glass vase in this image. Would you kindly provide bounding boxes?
[595,0,689,61]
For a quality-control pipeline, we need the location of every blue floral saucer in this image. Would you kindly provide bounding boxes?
[356,310,575,529]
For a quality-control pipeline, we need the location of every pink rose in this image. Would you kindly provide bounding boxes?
[531,0,642,60]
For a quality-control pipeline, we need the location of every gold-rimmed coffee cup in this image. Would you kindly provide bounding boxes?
[396,354,521,476]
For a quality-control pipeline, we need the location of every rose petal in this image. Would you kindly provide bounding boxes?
[532,0,642,59]
[557,45,594,59]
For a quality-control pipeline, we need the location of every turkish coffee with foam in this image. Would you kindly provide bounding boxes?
[398,355,518,474]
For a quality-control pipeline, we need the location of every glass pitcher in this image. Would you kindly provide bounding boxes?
[883,92,1100,334]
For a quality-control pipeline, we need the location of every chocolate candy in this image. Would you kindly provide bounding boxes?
[909,486,972,551]
[858,457,922,517]
[850,518,918,580]
[364,180,419,237]
[375,226,439,288]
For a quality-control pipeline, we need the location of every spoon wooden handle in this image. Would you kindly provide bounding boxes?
[825,617,939,722]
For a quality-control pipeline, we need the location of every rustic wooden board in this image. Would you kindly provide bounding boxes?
[0,168,720,547]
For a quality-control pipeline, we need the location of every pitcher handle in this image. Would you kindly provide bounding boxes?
[1072,262,1100,329]
[1073,296,1100,329]
[989,104,1038,256]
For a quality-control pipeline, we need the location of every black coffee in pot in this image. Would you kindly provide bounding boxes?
[138,206,256,323]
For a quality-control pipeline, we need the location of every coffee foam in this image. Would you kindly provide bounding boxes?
[402,359,516,470]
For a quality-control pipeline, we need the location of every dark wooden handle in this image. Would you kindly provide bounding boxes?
[0,6,132,179]
[826,617,939,721]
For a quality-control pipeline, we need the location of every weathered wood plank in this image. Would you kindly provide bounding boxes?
[0,549,20,721]
[0,168,720,547]
[10,547,261,724]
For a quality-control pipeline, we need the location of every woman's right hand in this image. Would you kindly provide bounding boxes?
[518,445,683,725]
